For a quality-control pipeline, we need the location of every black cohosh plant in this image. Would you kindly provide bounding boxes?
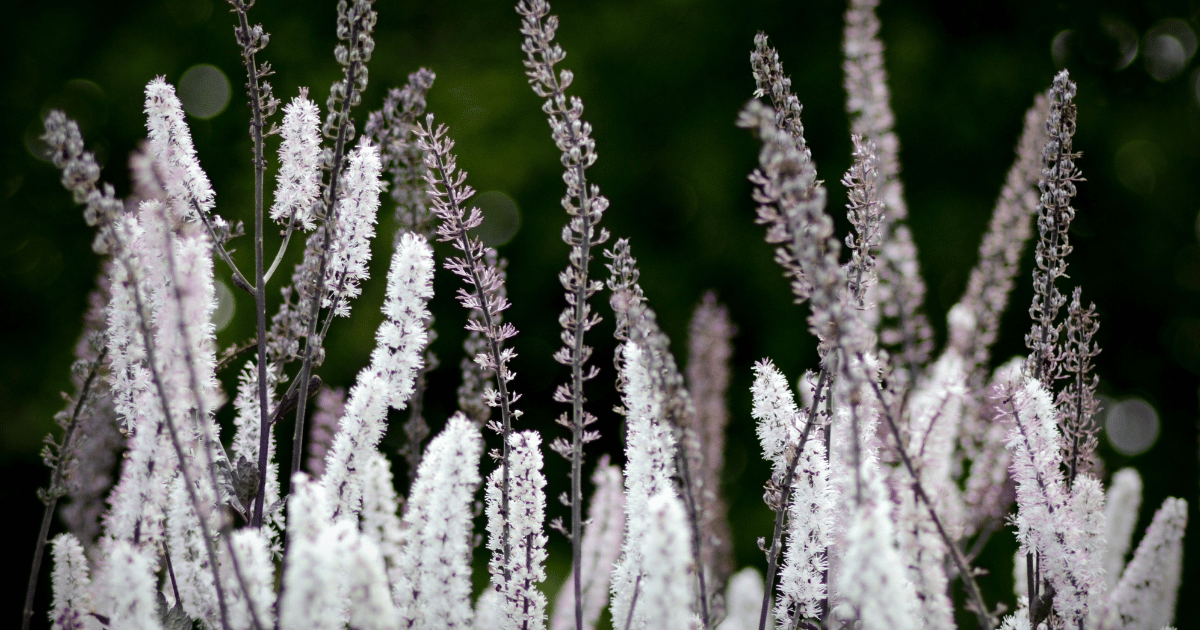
[23,0,1189,630]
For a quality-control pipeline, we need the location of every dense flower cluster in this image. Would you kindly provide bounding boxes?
[25,2,1189,630]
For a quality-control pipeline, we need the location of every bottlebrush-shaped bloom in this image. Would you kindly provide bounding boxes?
[166,477,219,625]
[50,534,97,630]
[1103,468,1143,589]
[344,530,401,630]
[639,491,696,630]
[485,431,548,630]
[1098,497,1188,630]
[272,91,322,230]
[360,451,405,589]
[751,359,802,480]
[322,232,434,521]
[610,340,679,630]
[279,473,341,630]
[144,77,215,222]
[392,414,482,629]
[1002,374,1103,627]
[324,138,384,317]
[100,541,161,630]
[220,528,275,630]
[684,292,736,588]
[715,568,766,630]
[832,406,918,630]
[774,411,834,624]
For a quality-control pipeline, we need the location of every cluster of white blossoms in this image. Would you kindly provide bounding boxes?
[30,1,1190,630]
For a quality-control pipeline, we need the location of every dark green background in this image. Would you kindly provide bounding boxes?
[3,0,1199,627]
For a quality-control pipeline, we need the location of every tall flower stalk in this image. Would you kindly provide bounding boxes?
[416,114,522,574]
[516,4,611,628]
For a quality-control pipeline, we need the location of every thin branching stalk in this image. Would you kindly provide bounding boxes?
[229,0,275,531]
[425,139,520,572]
[515,5,611,626]
[21,349,106,630]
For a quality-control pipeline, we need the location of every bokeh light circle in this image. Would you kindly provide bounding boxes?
[178,64,231,119]
[1105,397,1160,456]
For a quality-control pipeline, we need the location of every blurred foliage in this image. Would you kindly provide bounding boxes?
[3,0,1199,626]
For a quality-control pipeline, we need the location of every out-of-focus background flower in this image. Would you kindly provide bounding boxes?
[2,0,1197,627]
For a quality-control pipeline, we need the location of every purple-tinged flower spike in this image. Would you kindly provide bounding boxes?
[750,32,811,162]
[1000,375,1102,627]
[844,0,933,382]
[220,528,275,630]
[41,110,125,253]
[322,232,434,521]
[100,542,161,630]
[684,292,737,598]
[550,458,625,630]
[1026,70,1082,387]
[286,0,378,495]
[102,211,175,550]
[45,272,121,557]
[392,414,482,630]
[324,137,384,317]
[842,135,884,309]
[365,67,438,242]
[305,385,343,478]
[144,77,215,223]
[49,534,95,630]
[486,431,549,630]
[739,66,823,306]
[516,11,612,620]
[894,353,967,630]
[751,359,835,626]
[166,478,221,625]
[416,113,523,568]
[610,340,680,630]
[1097,497,1188,630]
[272,91,322,231]
[640,491,696,630]
[716,569,767,630]
[604,241,712,624]
[1102,468,1143,590]
[344,531,401,630]
[1058,287,1101,485]
[459,250,507,426]
[230,360,284,540]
